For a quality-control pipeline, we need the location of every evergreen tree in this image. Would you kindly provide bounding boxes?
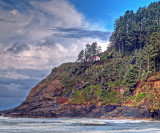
[77,50,84,62]
[90,42,98,57]
[110,1,160,54]
[150,32,160,75]
[124,65,140,94]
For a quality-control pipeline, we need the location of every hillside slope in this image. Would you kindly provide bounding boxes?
[1,1,160,119]
[0,62,160,119]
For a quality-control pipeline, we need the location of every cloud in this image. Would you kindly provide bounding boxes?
[0,0,110,70]
[35,39,56,49]
[0,77,39,90]
[0,77,39,110]
[0,83,26,97]
[0,67,48,80]
[49,27,111,41]
[0,0,111,109]
[6,42,30,54]
[0,18,16,22]
[0,0,34,13]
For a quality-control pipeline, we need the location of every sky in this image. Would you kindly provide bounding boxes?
[0,0,158,110]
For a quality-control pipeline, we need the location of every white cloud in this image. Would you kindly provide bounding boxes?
[0,0,112,110]
[30,0,86,28]
[0,0,110,79]
[0,0,86,44]
[0,83,27,97]
[97,41,110,52]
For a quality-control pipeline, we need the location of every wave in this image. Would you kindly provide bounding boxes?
[0,116,10,120]
[105,128,160,133]
[105,119,151,124]
[1,118,160,133]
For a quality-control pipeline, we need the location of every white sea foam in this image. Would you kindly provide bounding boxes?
[105,119,150,124]
[0,116,10,119]
[105,128,160,133]
[0,117,160,133]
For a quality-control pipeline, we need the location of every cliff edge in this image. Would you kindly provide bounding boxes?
[1,62,160,120]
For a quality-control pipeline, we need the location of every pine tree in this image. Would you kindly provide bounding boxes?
[150,32,160,75]
[90,42,98,57]
[77,50,84,62]
[124,65,140,94]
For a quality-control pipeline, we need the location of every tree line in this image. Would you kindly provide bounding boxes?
[109,1,160,77]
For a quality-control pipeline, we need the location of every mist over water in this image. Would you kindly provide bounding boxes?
[1,116,160,133]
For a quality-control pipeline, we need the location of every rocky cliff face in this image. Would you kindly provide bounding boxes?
[1,62,160,120]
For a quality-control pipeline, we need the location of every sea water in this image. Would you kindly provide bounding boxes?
[0,116,160,133]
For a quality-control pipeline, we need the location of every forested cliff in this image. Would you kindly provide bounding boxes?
[1,1,160,119]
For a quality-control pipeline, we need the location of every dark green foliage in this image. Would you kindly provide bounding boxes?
[100,89,108,97]
[109,1,160,83]
[124,65,140,93]
[100,78,110,91]
[77,50,84,62]
[137,93,146,100]
[71,63,86,76]
[101,90,122,105]
[110,2,160,54]
[150,32,160,75]
[44,2,160,106]
[71,85,100,104]
[90,42,98,56]
[99,52,111,60]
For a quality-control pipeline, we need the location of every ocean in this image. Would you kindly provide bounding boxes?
[0,116,160,133]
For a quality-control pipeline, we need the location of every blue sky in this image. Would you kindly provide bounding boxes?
[0,0,158,110]
[69,0,158,31]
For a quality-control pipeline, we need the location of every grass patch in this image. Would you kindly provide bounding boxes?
[137,93,146,100]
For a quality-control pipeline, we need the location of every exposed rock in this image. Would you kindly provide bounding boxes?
[1,63,160,120]
[1,103,154,119]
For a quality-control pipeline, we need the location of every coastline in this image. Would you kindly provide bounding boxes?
[1,115,160,133]
[0,113,156,122]
[0,104,157,121]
